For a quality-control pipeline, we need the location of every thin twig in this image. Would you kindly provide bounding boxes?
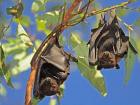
[87,1,129,17]
[67,0,91,26]
[72,0,94,17]
[66,1,130,27]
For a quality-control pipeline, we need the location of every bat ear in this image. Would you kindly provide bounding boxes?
[91,14,106,32]
[109,14,119,26]
[99,14,106,27]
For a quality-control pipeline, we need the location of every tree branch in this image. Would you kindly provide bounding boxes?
[63,0,82,23]
[25,65,37,105]
[67,1,130,26]
[72,0,94,17]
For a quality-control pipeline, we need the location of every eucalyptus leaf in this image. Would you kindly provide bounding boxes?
[77,58,107,96]
[129,0,137,3]
[3,38,28,56]
[4,67,14,88]
[70,33,107,96]
[49,97,57,105]
[116,8,129,17]
[31,0,47,13]
[11,53,34,75]
[0,84,6,96]
[124,37,137,83]
[17,23,33,47]
[134,18,140,27]
[0,58,14,88]
[0,24,4,40]
[0,45,4,69]
[31,97,39,105]
[36,10,60,26]
[70,33,82,48]
[14,16,31,27]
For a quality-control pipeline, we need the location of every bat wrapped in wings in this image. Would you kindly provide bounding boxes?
[88,14,137,70]
[24,26,78,105]
[32,35,77,99]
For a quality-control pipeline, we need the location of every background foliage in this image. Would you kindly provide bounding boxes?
[0,0,140,105]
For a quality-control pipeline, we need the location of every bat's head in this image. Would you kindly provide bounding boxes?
[98,51,119,69]
[39,76,60,96]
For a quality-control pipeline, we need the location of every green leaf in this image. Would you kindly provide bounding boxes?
[70,33,82,48]
[134,18,140,27]
[70,33,107,96]
[116,8,129,17]
[17,23,33,47]
[59,35,65,46]
[36,18,52,35]
[49,97,57,105]
[55,83,65,105]
[0,45,5,69]
[135,37,140,58]
[14,16,31,27]
[31,97,39,105]
[11,53,34,75]
[124,38,137,83]
[59,83,65,98]
[125,48,135,83]
[0,46,14,88]
[129,0,137,3]
[4,67,14,88]
[31,0,47,13]
[36,10,60,26]
[36,18,47,31]
[0,84,6,96]
[3,38,28,55]
[2,37,33,76]
[77,58,107,96]
[0,24,4,40]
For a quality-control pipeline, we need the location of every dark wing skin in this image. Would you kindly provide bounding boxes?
[88,15,106,65]
[88,14,137,70]
[88,25,106,65]
[33,37,70,99]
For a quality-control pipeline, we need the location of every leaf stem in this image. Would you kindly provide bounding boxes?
[87,1,129,17]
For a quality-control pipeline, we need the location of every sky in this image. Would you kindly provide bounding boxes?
[0,0,140,105]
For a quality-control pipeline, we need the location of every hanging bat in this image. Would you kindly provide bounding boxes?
[88,14,137,70]
[32,35,77,99]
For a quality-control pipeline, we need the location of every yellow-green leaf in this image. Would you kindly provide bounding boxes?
[124,38,137,83]
[11,53,34,75]
[70,33,107,96]
[0,45,4,68]
[17,23,33,47]
[77,58,107,96]
[0,84,6,96]
[31,97,39,105]
[31,0,47,13]
[14,16,31,27]
[49,97,57,105]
